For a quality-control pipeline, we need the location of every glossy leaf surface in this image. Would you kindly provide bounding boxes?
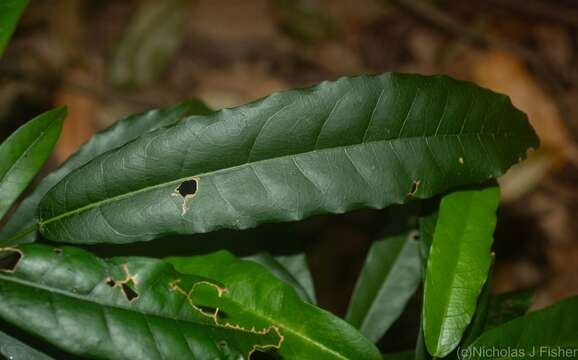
[38,73,538,244]
[423,186,500,357]
[346,231,421,342]
[462,296,578,359]
[0,0,28,57]
[0,244,350,359]
[0,100,210,245]
[0,108,65,222]
[167,251,382,360]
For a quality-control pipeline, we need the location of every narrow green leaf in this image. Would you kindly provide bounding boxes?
[423,186,500,357]
[0,330,54,360]
[37,73,538,245]
[0,244,299,359]
[484,288,535,330]
[167,252,383,360]
[461,296,578,360]
[0,0,28,57]
[246,252,316,304]
[108,0,191,87]
[346,231,421,342]
[0,100,210,245]
[0,108,65,223]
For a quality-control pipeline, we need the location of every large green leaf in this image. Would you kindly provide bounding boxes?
[345,231,421,342]
[0,244,374,359]
[0,100,210,245]
[484,288,534,330]
[37,73,538,244]
[167,251,382,360]
[0,0,28,57]
[423,186,500,357]
[246,252,316,304]
[0,330,54,360]
[461,296,578,360]
[0,108,65,223]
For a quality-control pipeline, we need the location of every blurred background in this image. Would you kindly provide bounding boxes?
[1,0,578,353]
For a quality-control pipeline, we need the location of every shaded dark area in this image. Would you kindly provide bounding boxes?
[1,0,578,355]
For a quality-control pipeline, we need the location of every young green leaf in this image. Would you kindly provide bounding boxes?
[0,244,314,359]
[461,296,578,359]
[37,73,538,244]
[0,107,65,223]
[484,288,535,330]
[246,252,316,304]
[423,186,500,357]
[0,100,210,245]
[167,251,383,360]
[345,231,421,342]
[0,0,28,57]
[0,330,54,360]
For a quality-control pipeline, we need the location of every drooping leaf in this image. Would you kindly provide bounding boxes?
[0,330,54,360]
[0,244,331,359]
[108,0,192,87]
[484,288,535,330]
[37,73,538,245]
[423,186,500,357]
[0,100,210,245]
[461,296,578,360]
[0,0,28,57]
[345,231,421,342]
[246,252,316,304]
[167,251,383,360]
[0,107,65,223]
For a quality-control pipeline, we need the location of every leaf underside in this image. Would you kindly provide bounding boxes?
[37,73,538,245]
[345,231,421,342]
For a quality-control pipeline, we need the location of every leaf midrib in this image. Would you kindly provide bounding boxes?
[40,130,532,227]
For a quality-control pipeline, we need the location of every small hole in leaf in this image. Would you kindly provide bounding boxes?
[0,250,22,272]
[121,282,139,302]
[53,248,63,255]
[408,180,420,197]
[106,278,116,287]
[177,179,198,197]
